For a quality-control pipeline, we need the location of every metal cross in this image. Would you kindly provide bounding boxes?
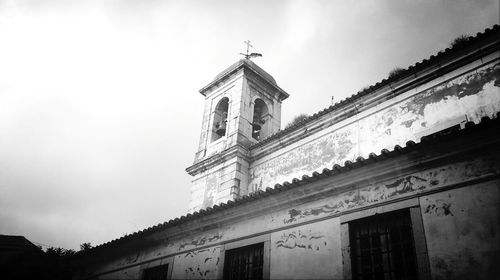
[243,40,253,57]
[240,40,262,60]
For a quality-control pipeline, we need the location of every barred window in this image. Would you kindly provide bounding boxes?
[349,210,418,280]
[223,243,264,280]
[142,264,169,280]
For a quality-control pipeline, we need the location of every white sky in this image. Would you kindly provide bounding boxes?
[0,0,498,250]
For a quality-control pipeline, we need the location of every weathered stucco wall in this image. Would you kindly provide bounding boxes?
[420,182,500,280]
[275,155,499,227]
[248,59,500,192]
[171,246,222,279]
[270,219,342,279]
[86,150,500,279]
[189,157,249,212]
[189,160,232,211]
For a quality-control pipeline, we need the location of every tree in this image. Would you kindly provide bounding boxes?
[357,85,371,93]
[388,67,405,79]
[46,247,76,257]
[450,34,470,48]
[3,247,76,280]
[285,114,309,129]
[79,242,93,251]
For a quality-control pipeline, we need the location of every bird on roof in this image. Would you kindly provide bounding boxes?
[240,40,263,60]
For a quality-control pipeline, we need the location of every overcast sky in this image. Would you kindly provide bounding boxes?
[0,0,498,250]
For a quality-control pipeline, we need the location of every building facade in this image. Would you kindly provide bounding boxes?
[73,25,500,280]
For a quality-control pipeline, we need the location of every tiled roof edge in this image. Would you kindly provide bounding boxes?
[249,24,500,149]
[77,111,500,256]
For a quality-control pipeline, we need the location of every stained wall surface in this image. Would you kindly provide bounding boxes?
[248,58,500,192]
[420,182,500,280]
[270,219,342,279]
[80,148,500,279]
[171,246,222,279]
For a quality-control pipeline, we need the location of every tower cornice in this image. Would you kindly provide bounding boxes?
[199,59,289,101]
[185,144,250,176]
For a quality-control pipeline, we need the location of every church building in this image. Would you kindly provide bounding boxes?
[73,25,500,280]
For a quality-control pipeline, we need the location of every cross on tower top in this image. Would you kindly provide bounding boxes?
[244,40,253,55]
[240,40,262,60]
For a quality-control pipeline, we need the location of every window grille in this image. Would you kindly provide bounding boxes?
[224,243,264,280]
[142,264,169,280]
[349,210,418,280]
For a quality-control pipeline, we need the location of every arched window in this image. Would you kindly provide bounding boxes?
[211,97,229,142]
[252,99,268,141]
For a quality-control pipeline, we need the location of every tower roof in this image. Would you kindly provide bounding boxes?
[199,59,289,100]
[213,59,277,85]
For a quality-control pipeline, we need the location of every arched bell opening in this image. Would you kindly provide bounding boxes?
[211,97,229,142]
[252,98,269,141]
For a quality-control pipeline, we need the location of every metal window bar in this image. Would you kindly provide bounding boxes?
[350,210,418,280]
[142,264,169,280]
[224,243,264,280]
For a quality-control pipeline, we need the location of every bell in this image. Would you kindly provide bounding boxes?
[252,122,261,132]
[252,115,264,131]
[216,121,226,137]
[252,124,261,140]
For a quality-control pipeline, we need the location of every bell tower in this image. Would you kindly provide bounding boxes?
[186,59,289,212]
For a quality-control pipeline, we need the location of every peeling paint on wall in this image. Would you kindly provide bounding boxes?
[202,174,218,209]
[424,199,454,216]
[115,252,142,267]
[421,183,500,279]
[250,128,355,192]
[275,230,327,251]
[125,253,140,264]
[178,233,223,251]
[403,62,500,117]
[385,176,428,196]
[173,246,221,280]
[282,157,499,225]
[185,248,210,258]
[284,205,340,224]
[270,219,342,279]
[248,61,500,192]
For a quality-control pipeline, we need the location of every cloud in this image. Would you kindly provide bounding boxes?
[281,1,323,53]
[0,0,498,250]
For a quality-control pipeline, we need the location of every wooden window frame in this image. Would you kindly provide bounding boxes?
[340,199,430,280]
[218,234,271,280]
